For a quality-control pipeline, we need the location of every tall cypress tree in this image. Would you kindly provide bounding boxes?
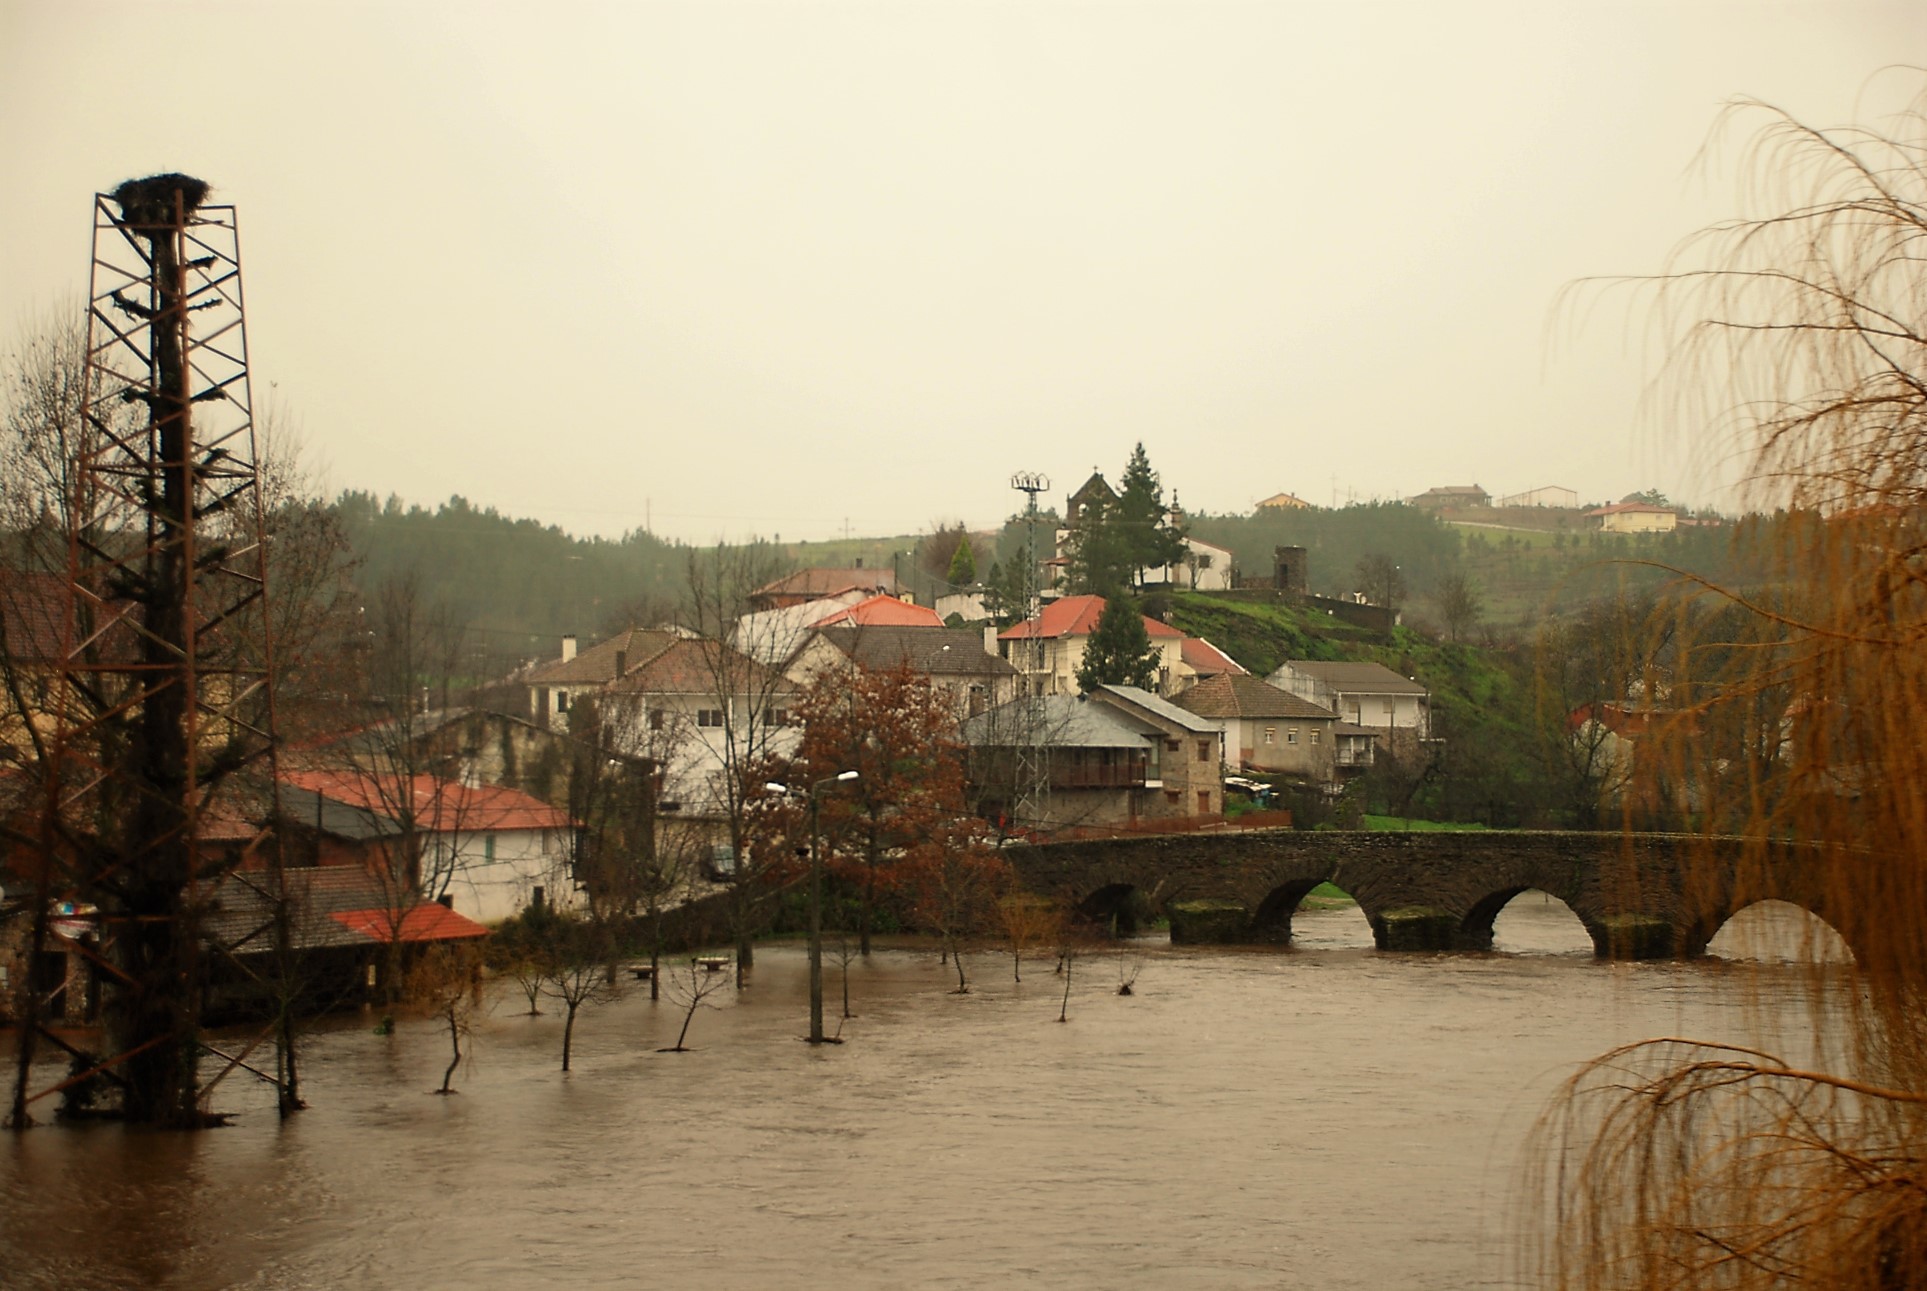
[1076,595,1161,692]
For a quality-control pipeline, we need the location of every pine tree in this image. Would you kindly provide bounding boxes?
[1075,596,1161,692]
[946,533,977,585]
[1065,490,1135,594]
[1114,443,1189,585]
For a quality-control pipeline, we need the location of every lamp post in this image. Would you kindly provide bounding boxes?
[766,770,859,1043]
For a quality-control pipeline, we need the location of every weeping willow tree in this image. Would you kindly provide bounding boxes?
[1528,78,1927,1289]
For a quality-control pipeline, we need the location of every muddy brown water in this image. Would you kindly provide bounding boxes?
[0,898,1839,1289]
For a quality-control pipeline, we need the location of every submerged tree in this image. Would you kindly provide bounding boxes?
[1530,78,1927,1289]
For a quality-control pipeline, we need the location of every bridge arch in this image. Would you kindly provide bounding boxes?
[1458,886,1596,954]
[1248,879,1336,944]
[1696,897,1856,965]
[1076,883,1142,936]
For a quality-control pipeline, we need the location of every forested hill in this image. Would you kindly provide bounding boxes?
[331,490,1778,665]
[334,492,689,657]
[1188,504,1773,633]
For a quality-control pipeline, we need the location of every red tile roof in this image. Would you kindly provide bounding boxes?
[280,770,575,833]
[810,595,944,629]
[1181,637,1247,677]
[331,904,490,943]
[997,594,1185,642]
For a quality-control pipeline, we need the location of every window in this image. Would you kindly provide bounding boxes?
[697,708,725,727]
[1165,739,1180,753]
[1165,790,1180,805]
[768,708,789,728]
[1263,727,1276,745]
[649,709,665,731]
[556,690,570,712]
[484,833,497,862]
[1197,740,1210,762]
[1310,728,1321,745]
[1198,790,1210,813]
[1287,728,1299,744]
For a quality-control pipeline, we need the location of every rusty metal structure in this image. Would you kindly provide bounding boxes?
[7,175,296,1127]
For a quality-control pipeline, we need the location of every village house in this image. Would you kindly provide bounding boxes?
[997,594,1187,697]
[1173,673,1374,783]
[279,769,579,925]
[787,624,1019,717]
[1407,484,1490,510]
[961,684,1222,832]
[525,627,681,733]
[746,564,898,612]
[1268,660,1431,740]
[1586,502,1679,534]
[1255,491,1314,511]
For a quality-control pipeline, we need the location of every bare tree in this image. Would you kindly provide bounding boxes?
[1432,571,1483,643]
[406,943,481,1096]
[1352,553,1406,614]
[539,913,622,1072]
[679,543,801,983]
[658,956,732,1053]
[999,893,1060,983]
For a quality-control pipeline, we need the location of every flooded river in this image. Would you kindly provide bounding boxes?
[0,898,1838,1289]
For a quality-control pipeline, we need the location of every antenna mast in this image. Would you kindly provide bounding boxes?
[1009,471,1050,830]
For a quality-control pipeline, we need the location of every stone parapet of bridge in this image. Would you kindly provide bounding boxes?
[1006,828,1840,960]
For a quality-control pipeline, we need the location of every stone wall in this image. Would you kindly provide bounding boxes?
[1005,828,1834,960]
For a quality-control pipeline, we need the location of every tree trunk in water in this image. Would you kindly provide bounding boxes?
[562,1004,578,1072]
[439,1013,461,1093]
[860,843,876,957]
[1058,955,1073,1023]
[951,941,968,993]
[649,946,660,1001]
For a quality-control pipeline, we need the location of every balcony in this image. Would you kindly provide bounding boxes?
[1049,765,1148,789]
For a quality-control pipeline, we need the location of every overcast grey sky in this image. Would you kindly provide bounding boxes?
[2,2,1918,542]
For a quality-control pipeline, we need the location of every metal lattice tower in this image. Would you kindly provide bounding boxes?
[8,175,294,1127]
[1009,472,1050,829]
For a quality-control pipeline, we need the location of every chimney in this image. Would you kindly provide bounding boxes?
[614,649,627,679]
[561,633,577,663]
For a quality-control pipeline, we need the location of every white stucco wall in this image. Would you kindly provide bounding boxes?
[431,827,578,924]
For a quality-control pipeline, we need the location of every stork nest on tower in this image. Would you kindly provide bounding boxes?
[110,173,211,226]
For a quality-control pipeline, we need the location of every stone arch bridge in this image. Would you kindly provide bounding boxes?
[1006,829,1843,960]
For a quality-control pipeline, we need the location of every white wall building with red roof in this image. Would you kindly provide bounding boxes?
[280,770,580,925]
[996,594,1188,697]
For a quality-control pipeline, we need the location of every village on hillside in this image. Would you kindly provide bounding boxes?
[2,441,1734,1032]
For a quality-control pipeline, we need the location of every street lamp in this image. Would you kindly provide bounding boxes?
[765,769,859,1043]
